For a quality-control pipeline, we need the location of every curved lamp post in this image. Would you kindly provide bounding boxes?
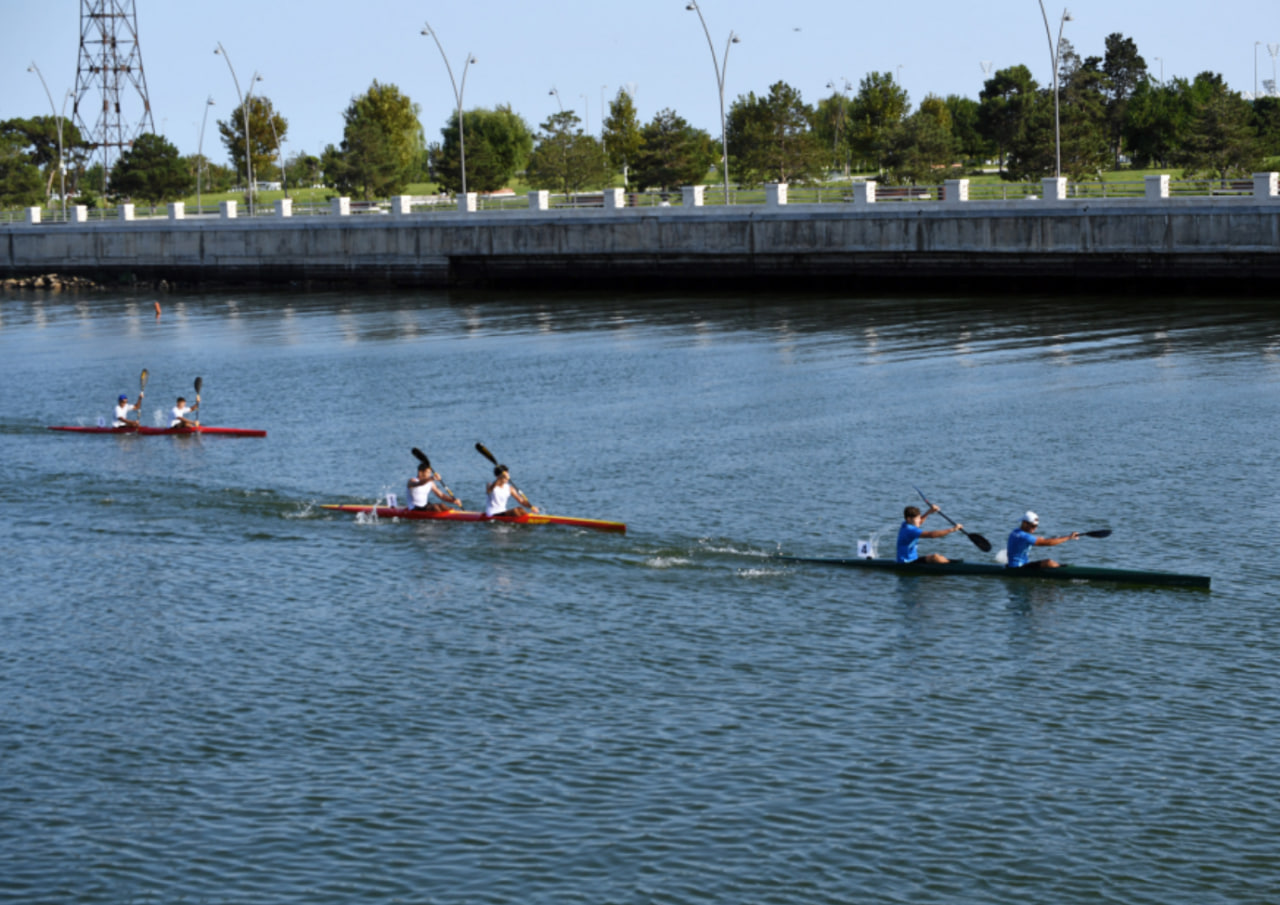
[197,96,215,215]
[422,22,477,198]
[549,86,563,112]
[255,76,287,200]
[27,61,68,219]
[685,1,739,205]
[826,78,852,178]
[214,43,257,215]
[1037,2,1072,179]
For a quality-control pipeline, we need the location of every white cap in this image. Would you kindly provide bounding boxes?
[1023,510,1039,526]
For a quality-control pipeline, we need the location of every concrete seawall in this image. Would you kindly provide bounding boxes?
[4,197,1280,290]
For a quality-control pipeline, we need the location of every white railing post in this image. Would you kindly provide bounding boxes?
[168,202,185,220]
[458,193,477,213]
[603,188,625,210]
[332,197,350,217]
[276,198,293,218]
[944,179,970,204]
[391,195,411,215]
[1041,177,1067,202]
[681,185,705,208]
[72,205,88,223]
[119,203,135,221]
[1253,172,1279,199]
[852,181,877,204]
[765,183,788,207]
[1144,174,1170,200]
[528,190,549,211]
[220,200,237,219]
[26,207,42,225]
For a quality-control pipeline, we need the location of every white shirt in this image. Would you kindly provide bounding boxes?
[170,403,192,427]
[485,482,514,517]
[113,402,132,427]
[408,478,442,509]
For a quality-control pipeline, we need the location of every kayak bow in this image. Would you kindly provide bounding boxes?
[321,504,625,534]
[779,555,1210,589]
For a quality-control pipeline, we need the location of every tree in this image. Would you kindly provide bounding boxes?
[814,88,855,176]
[602,89,642,187]
[217,95,287,189]
[0,116,90,198]
[630,109,716,192]
[944,95,990,163]
[1176,73,1262,179]
[109,133,193,207]
[1124,77,1196,168]
[881,95,958,185]
[978,65,1038,176]
[526,111,608,197]
[0,132,44,207]
[1102,33,1148,166]
[726,81,827,186]
[848,72,910,173]
[329,81,424,199]
[434,105,533,194]
[285,151,322,189]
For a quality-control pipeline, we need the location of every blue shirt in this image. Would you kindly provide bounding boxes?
[897,522,924,563]
[1007,529,1038,568]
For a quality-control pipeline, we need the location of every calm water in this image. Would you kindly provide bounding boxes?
[2,288,1279,904]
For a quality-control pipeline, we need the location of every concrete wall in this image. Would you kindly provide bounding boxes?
[4,198,1280,289]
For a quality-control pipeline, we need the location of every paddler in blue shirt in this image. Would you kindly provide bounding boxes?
[1006,511,1078,568]
[896,504,962,563]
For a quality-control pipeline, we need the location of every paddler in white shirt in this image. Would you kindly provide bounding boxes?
[408,461,462,511]
[169,396,199,428]
[112,392,143,427]
[484,464,539,517]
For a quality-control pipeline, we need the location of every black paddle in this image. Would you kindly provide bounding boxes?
[1076,529,1112,539]
[475,442,533,508]
[411,447,461,508]
[912,485,992,553]
[193,376,202,426]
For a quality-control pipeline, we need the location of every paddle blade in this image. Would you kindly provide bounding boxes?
[194,376,202,395]
[475,442,498,465]
[411,447,430,467]
[1083,529,1112,539]
[140,369,149,393]
[967,532,993,553]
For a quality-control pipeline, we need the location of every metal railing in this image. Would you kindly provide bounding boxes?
[3,176,1276,225]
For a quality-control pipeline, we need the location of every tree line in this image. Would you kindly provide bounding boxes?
[3,31,1279,209]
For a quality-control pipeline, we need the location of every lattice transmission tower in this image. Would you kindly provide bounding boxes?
[72,0,156,179]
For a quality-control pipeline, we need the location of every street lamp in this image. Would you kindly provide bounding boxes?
[581,94,590,133]
[27,61,68,219]
[1152,56,1163,84]
[826,78,852,178]
[1257,41,1263,99]
[549,86,563,112]
[214,43,257,215]
[197,96,215,215]
[422,21,477,198]
[1269,44,1280,97]
[254,75,287,201]
[1037,2,1072,179]
[685,1,739,205]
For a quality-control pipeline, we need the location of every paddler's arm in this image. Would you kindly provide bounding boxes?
[1035,532,1079,547]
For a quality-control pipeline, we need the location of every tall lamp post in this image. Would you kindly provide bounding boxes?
[685,1,739,205]
[197,96,215,215]
[255,77,287,200]
[580,94,590,134]
[1037,1,1072,179]
[422,21,477,198]
[549,86,563,112]
[1257,41,1263,98]
[214,43,257,215]
[1269,44,1280,97]
[27,61,68,220]
[825,78,852,178]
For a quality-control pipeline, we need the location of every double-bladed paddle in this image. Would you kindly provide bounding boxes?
[1074,529,1112,539]
[193,376,202,426]
[475,442,533,509]
[912,485,993,553]
[411,447,461,508]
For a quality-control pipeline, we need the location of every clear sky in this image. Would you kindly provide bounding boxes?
[4,0,1279,166]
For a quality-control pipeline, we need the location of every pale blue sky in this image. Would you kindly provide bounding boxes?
[5,0,1278,165]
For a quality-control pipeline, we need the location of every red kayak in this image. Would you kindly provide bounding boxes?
[321,504,626,534]
[48,425,267,438]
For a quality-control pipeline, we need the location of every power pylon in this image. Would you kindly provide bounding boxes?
[72,0,156,179]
